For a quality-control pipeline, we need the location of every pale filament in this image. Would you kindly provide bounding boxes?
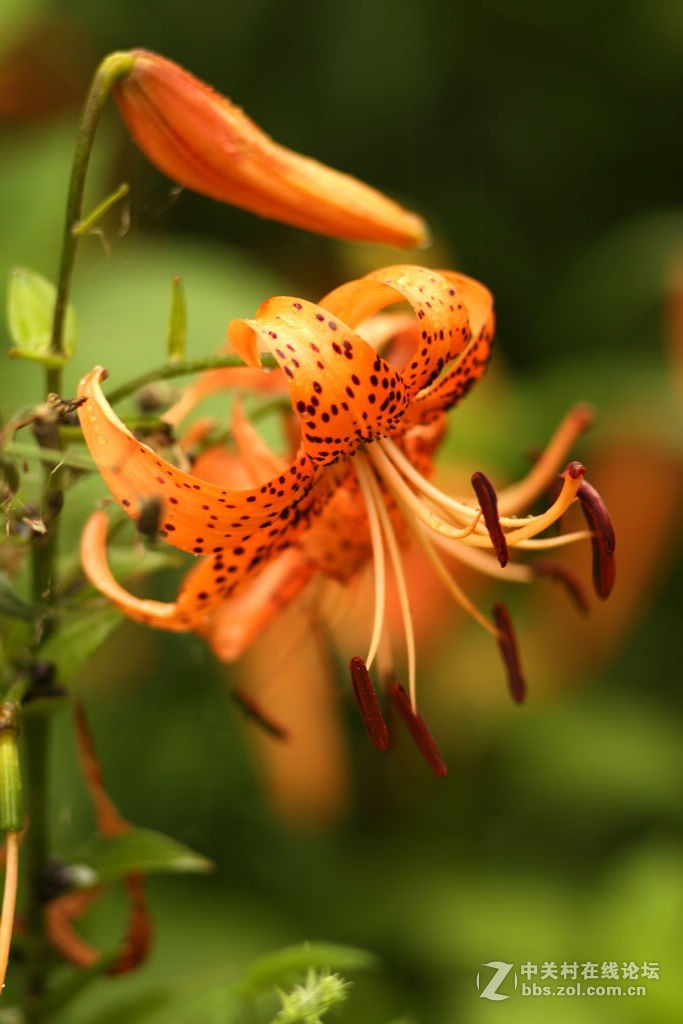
[353,456,388,671]
[370,448,499,638]
[369,441,483,539]
[431,535,534,582]
[514,530,591,550]
[377,437,481,524]
[374,436,586,552]
[377,474,500,637]
[411,523,499,638]
[425,469,585,552]
[355,454,418,711]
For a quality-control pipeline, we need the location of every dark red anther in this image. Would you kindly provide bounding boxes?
[389,682,448,777]
[349,657,390,751]
[492,602,526,704]
[231,688,289,740]
[576,479,616,599]
[471,471,508,567]
[532,560,590,615]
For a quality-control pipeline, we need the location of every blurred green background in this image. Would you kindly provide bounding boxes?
[1,0,682,1021]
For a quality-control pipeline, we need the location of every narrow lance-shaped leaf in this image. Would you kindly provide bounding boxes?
[167,274,187,363]
[68,827,212,884]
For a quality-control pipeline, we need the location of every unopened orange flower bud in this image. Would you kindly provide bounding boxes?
[113,49,428,247]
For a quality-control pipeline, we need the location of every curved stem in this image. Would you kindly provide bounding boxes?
[50,51,135,368]
[23,51,134,1019]
[105,352,279,405]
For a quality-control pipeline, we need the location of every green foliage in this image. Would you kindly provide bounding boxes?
[0,572,35,622]
[68,826,213,883]
[6,267,78,367]
[37,603,123,684]
[239,943,376,999]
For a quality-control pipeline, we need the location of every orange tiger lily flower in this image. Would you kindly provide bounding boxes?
[112,49,427,247]
[78,265,614,773]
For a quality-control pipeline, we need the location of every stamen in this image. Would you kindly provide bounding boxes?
[353,456,387,670]
[492,602,526,703]
[471,471,508,566]
[349,657,390,751]
[513,530,591,550]
[361,460,418,711]
[413,525,499,637]
[488,461,586,549]
[369,443,481,539]
[390,682,448,777]
[577,479,616,599]
[532,560,590,615]
[431,535,534,582]
[377,437,479,524]
[231,688,289,740]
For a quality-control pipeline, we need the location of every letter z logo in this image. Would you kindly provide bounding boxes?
[476,961,516,1000]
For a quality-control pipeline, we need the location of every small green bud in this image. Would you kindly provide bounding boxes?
[273,970,350,1023]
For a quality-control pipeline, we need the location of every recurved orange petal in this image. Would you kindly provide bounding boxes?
[78,368,319,561]
[320,265,473,399]
[229,299,409,465]
[405,272,495,421]
[78,368,344,630]
[81,510,219,628]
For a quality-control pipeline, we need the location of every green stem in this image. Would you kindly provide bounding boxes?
[105,352,279,405]
[5,440,95,472]
[22,50,135,1018]
[50,51,135,364]
[34,49,135,618]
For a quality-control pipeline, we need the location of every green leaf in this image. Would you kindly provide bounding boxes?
[239,942,377,998]
[69,826,212,884]
[0,571,35,621]
[37,602,123,683]
[167,274,187,363]
[6,266,78,367]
